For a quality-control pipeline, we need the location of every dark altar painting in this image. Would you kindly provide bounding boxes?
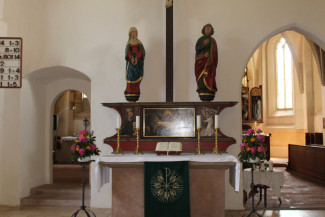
[250,86,262,122]
[251,95,262,121]
[241,87,249,122]
[120,107,140,136]
[143,108,195,137]
[198,107,218,137]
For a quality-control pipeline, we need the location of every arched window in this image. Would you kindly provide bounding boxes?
[276,38,293,109]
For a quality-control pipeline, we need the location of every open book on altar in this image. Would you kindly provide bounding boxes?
[155,142,182,155]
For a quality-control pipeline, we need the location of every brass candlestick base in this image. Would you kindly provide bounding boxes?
[134,128,143,155]
[212,128,221,155]
[114,128,124,155]
[195,128,204,155]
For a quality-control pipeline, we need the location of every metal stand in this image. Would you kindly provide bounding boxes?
[71,161,96,217]
[246,163,261,217]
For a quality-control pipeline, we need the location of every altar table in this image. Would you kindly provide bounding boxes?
[95,154,240,217]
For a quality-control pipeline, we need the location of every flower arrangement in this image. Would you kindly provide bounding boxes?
[71,130,100,160]
[238,128,267,162]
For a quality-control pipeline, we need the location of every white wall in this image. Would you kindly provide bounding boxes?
[17,69,92,199]
[1,0,325,210]
[0,89,21,205]
[20,79,47,198]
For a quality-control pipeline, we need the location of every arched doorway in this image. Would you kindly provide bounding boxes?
[241,30,325,209]
[53,90,91,183]
[242,30,323,160]
[20,66,91,206]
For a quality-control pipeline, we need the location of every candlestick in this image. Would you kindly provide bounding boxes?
[212,128,221,155]
[195,128,204,155]
[214,115,219,128]
[117,116,121,128]
[134,128,143,155]
[136,116,140,129]
[197,115,201,128]
[114,128,123,155]
[254,122,257,131]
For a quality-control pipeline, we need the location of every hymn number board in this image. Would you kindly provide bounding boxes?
[0,37,22,88]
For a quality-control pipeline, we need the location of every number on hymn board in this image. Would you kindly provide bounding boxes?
[0,37,22,88]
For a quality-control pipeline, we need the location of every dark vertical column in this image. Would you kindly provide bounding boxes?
[166,5,173,102]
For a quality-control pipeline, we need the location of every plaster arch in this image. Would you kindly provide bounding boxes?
[242,23,325,79]
[20,66,91,198]
[240,25,324,123]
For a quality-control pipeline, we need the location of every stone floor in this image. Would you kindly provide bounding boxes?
[1,206,325,217]
[5,162,324,217]
[245,167,325,210]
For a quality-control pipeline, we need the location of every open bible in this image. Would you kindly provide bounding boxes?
[155,142,182,155]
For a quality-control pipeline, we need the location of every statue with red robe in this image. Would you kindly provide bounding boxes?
[124,27,145,102]
[195,24,218,101]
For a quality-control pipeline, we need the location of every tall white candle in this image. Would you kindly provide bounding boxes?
[136,116,140,129]
[197,115,201,128]
[215,115,219,128]
[117,116,121,128]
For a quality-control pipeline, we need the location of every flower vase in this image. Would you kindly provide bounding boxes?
[78,156,91,162]
[248,157,260,163]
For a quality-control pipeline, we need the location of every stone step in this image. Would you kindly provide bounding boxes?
[21,197,90,207]
[30,184,89,195]
[21,183,90,207]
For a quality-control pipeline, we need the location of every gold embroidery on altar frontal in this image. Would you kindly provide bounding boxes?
[150,168,184,203]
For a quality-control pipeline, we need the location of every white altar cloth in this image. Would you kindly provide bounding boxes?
[60,136,77,142]
[95,154,240,192]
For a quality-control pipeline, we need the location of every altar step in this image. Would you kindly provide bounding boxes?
[270,157,288,167]
[21,183,90,207]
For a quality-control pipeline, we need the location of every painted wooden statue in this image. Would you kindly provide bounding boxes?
[195,24,218,101]
[124,27,145,102]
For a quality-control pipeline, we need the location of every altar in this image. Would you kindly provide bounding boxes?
[95,154,240,217]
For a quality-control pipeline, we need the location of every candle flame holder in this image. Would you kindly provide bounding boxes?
[212,128,221,155]
[195,128,204,155]
[134,128,143,155]
[114,128,124,155]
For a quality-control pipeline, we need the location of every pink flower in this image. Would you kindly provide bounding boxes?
[91,144,97,152]
[71,144,76,150]
[79,148,85,156]
[247,128,255,135]
[79,136,87,143]
[251,147,256,155]
[240,143,247,151]
[258,146,263,152]
[256,128,262,134]
[80,130,87,135]
[256,134,265,142]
